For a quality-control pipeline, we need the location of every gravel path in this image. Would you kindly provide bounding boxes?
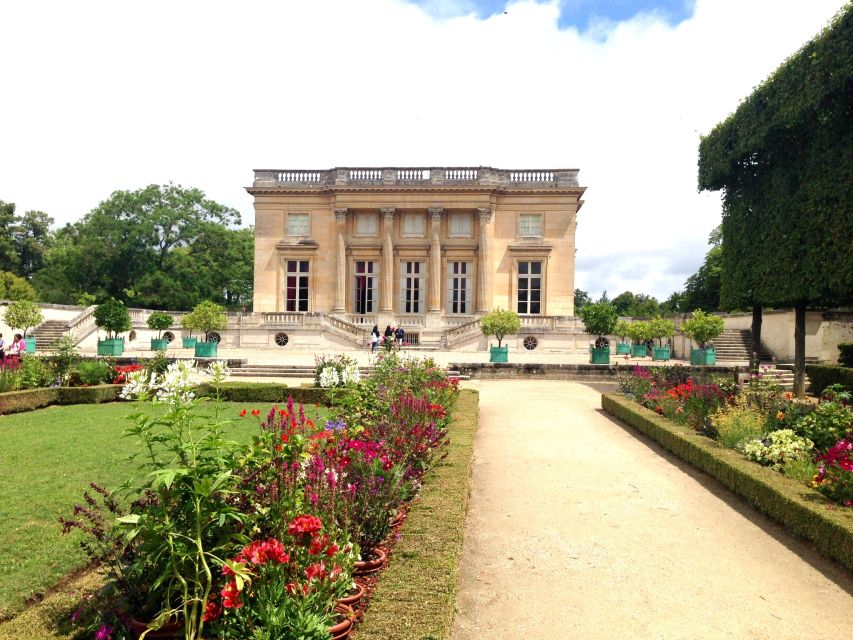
[451,380,852,639]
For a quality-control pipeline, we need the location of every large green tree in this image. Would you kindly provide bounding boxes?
[698,6,853,395]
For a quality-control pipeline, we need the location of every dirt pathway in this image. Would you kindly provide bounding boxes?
[452,380,852,639]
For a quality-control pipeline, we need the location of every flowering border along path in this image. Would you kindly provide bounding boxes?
[601,393,853,571]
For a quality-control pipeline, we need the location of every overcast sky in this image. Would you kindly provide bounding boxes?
[0,0,846,301]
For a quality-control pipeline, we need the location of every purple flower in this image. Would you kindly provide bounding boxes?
[95,624,114,640]
[325,420,346,431]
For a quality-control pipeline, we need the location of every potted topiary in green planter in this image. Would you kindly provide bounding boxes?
[627,320,651,357]
[2,300,44,353]
[147,311,174,352]
[190,300,227,358]
[94,298,132,356]
[181,312,198,348]
[649,316,675,361]
[682,309,725,365]
[579,302,617,364]
[480,308,521,363]
[614,319,631,355]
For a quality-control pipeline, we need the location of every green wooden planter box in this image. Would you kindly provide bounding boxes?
[590,346,611,364]
[652,346,671,361]
[691,347,716,365]
[24,337,36,353]
[182,337,197,348]
[97,338,125,357]
[489,346,509,363]
[151,338,169,352]
[616,342,631,355]
[631,344,648,357]
[194,341,218,358]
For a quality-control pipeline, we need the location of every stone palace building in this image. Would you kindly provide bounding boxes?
[247,166,587,351]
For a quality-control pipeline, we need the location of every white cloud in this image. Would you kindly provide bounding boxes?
[0,0,845,299]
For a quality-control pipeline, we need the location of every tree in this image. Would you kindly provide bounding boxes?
[681,310,725,349]
[3,300,43,338]
[648,316,676,347]
[0,200,17,273]
[190,300,227,343]
[679,226,722,313]
[698,7,853,395]
[480,308,521,348]
[574,289,591,313]
[613,319,631,344]
[660,291,685,315]
[146,311,174,340]
[579,302,618,344]
[94,298,132,339]
[0,271,37,301]
[12,210,53,278]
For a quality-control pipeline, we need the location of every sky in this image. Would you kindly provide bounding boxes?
[0,0,847,302]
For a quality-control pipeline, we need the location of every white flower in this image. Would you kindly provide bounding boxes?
[319,366,340,388]
[120,369,151,401]
[207,360,230,385]
[155,360,203,408]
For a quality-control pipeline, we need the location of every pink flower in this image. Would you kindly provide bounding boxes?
[95,625,114,640]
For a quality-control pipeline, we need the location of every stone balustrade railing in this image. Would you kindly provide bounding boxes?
[444,317,483,347]
[66,305,98,344]
[253,167,580,189]
[324,314,368,342]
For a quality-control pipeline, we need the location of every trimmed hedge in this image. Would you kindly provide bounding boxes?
[57,385,122,405]
[602,393,853,572]
[806,364,853,395]
[837,342,853,367]
[195,382,329,406]
[0,388,59,414]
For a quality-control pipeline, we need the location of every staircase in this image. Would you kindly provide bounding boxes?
[30,320,69,351]
[711,329,753,361]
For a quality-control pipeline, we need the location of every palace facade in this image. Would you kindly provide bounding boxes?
[247,167,585,349]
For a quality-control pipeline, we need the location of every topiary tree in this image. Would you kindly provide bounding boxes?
[579,302,618,346]
[146,311,174,339]
[190,300,227,343]
[614,319,631,344]
[3,300,43,338]
[626,320,650,346]
[648,316,676,347]
[480,308,521,348]
[94,298,132,339]
[181,311,197,338]
[681,309,724,349]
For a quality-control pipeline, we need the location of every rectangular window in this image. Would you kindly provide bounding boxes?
[354,260,378,314]
[519,213,542,237]
[285,260,309,312]
[446,261,472,314]
[356,213,379,236]
[288,213,310,237]
[399,261,425,314]
[517,261,542,315]
[402,213,425,236]
[449,212,472,237]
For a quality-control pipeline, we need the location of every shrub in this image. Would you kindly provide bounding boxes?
[812,438,853,506]
[189,300,227,342]
[626,320,650,346]
[2,300,44,338]
[807,364,853,396]
[145,351,175,377]
[711,398,767,449]
[579,303,617,344]
[681,309,724,348]
[838,342,853,368]
[648,316,675,347]
[146,311,174,339]
[58,384,121,404]
[18,355,54,389]
[794,399,853,453]
[613,319,631,343]
[194,382,329,405]
[0,365,20,392]
[72,360,114,386]
[480,308,521,348]
[739,429,814,471]
[0,388,59,414]
[49,336,81,385]
[314,353,360,388]
[94,298,131,339]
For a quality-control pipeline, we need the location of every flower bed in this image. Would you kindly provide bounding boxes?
[57,353,460,640]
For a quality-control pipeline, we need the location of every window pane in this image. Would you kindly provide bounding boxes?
[531,262,542,275]
[518,262,528,275]
[530,301,540,314]
[288,214,309,236]
[300,261,309,272]
[518,300,528,314]
[531,277,541,289]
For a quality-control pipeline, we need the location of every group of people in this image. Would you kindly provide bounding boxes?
[369,324,406,352]
[0,333,26,363]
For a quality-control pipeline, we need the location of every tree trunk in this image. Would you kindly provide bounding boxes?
[750,304,763,371]
[794,303,806,398]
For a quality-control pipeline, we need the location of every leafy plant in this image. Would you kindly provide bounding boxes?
[579,302,617,343]
[711,397,766,449]
[794,399,853,453]
[838,343,853,368]
[50,336,81,385]
[18,355,53,389]
[812,437,853,506]
[0,366,20,392]
[739,429,814,471]
[94,298,132,339]
[480,308,521,348]
[190,300,227,342]
[613,319,631,343]
[146,311,174,339]
[181,312,197,338]
[681,309,724,348]
[626,320,650,346]
[73,360,114,386]
[2,300,43,338]
[648,316,675,347]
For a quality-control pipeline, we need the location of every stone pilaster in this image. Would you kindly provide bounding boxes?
[333,208,348,312]
[477,208,493,313]
[428,207,443,312]
[381,208,396,312]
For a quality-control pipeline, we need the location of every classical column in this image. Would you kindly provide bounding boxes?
[428,207,443,312]
[333,208,348,312]
[381,208,396,312]
[477,208,493,313]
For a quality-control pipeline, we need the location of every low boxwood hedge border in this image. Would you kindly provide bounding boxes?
[806,364,853,395]
[601,393,853,572]
[0,388,59,414]
[196,382,329,405]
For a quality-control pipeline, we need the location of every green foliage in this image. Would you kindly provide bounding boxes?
[794,400,853,453]
[2,300,43,336]
[194,382,329,406]
[681,309,725,347]
[613,319,631,342]
[806,364,853,396]
[838,342,853,367]
[699,7,853,311]
[76,292,97,307]
[611,291,660,317]
[0,387,59,414]
[578,302,618,339]
[0,367,20,393]
[739,429,814,471]
[17,356,53,389]
[94,298,131,338]
[480,308,521,348]
[57,385,121,405]
[189,300,227,342]
[647,316,676,346]
[50,336,81,385]
[0,201,53,279]
[601,393,853,572]
[681,243,721,312]
[711,399,767,449]
[146,310,174,338]
[72,360,114,386]
[626,320,650,345]
[573,288,591,312]
[0,271,36,301]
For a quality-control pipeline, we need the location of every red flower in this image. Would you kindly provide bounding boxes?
[251,409,261,417]
[308,534,330,556]
[288,514,323,538]
[239,409,247,417]
[203,594,222,621]
[305,561,328,581]
[325,543,340,557]
[220,581,243,609]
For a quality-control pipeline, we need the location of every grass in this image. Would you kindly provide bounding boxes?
[356,389,479,640]
[0,397,331,620]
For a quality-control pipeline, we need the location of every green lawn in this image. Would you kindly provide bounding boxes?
[0,399,331,619]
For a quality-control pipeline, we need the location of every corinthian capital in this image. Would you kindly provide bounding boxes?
[380,208,396,221]
[333,208,348,221]
[428,207,444,221]
[477,207,493,222]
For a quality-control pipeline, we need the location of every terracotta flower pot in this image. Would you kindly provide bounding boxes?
[337,582,366,609]
[353,547,387,576]
[329,603,355,640]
